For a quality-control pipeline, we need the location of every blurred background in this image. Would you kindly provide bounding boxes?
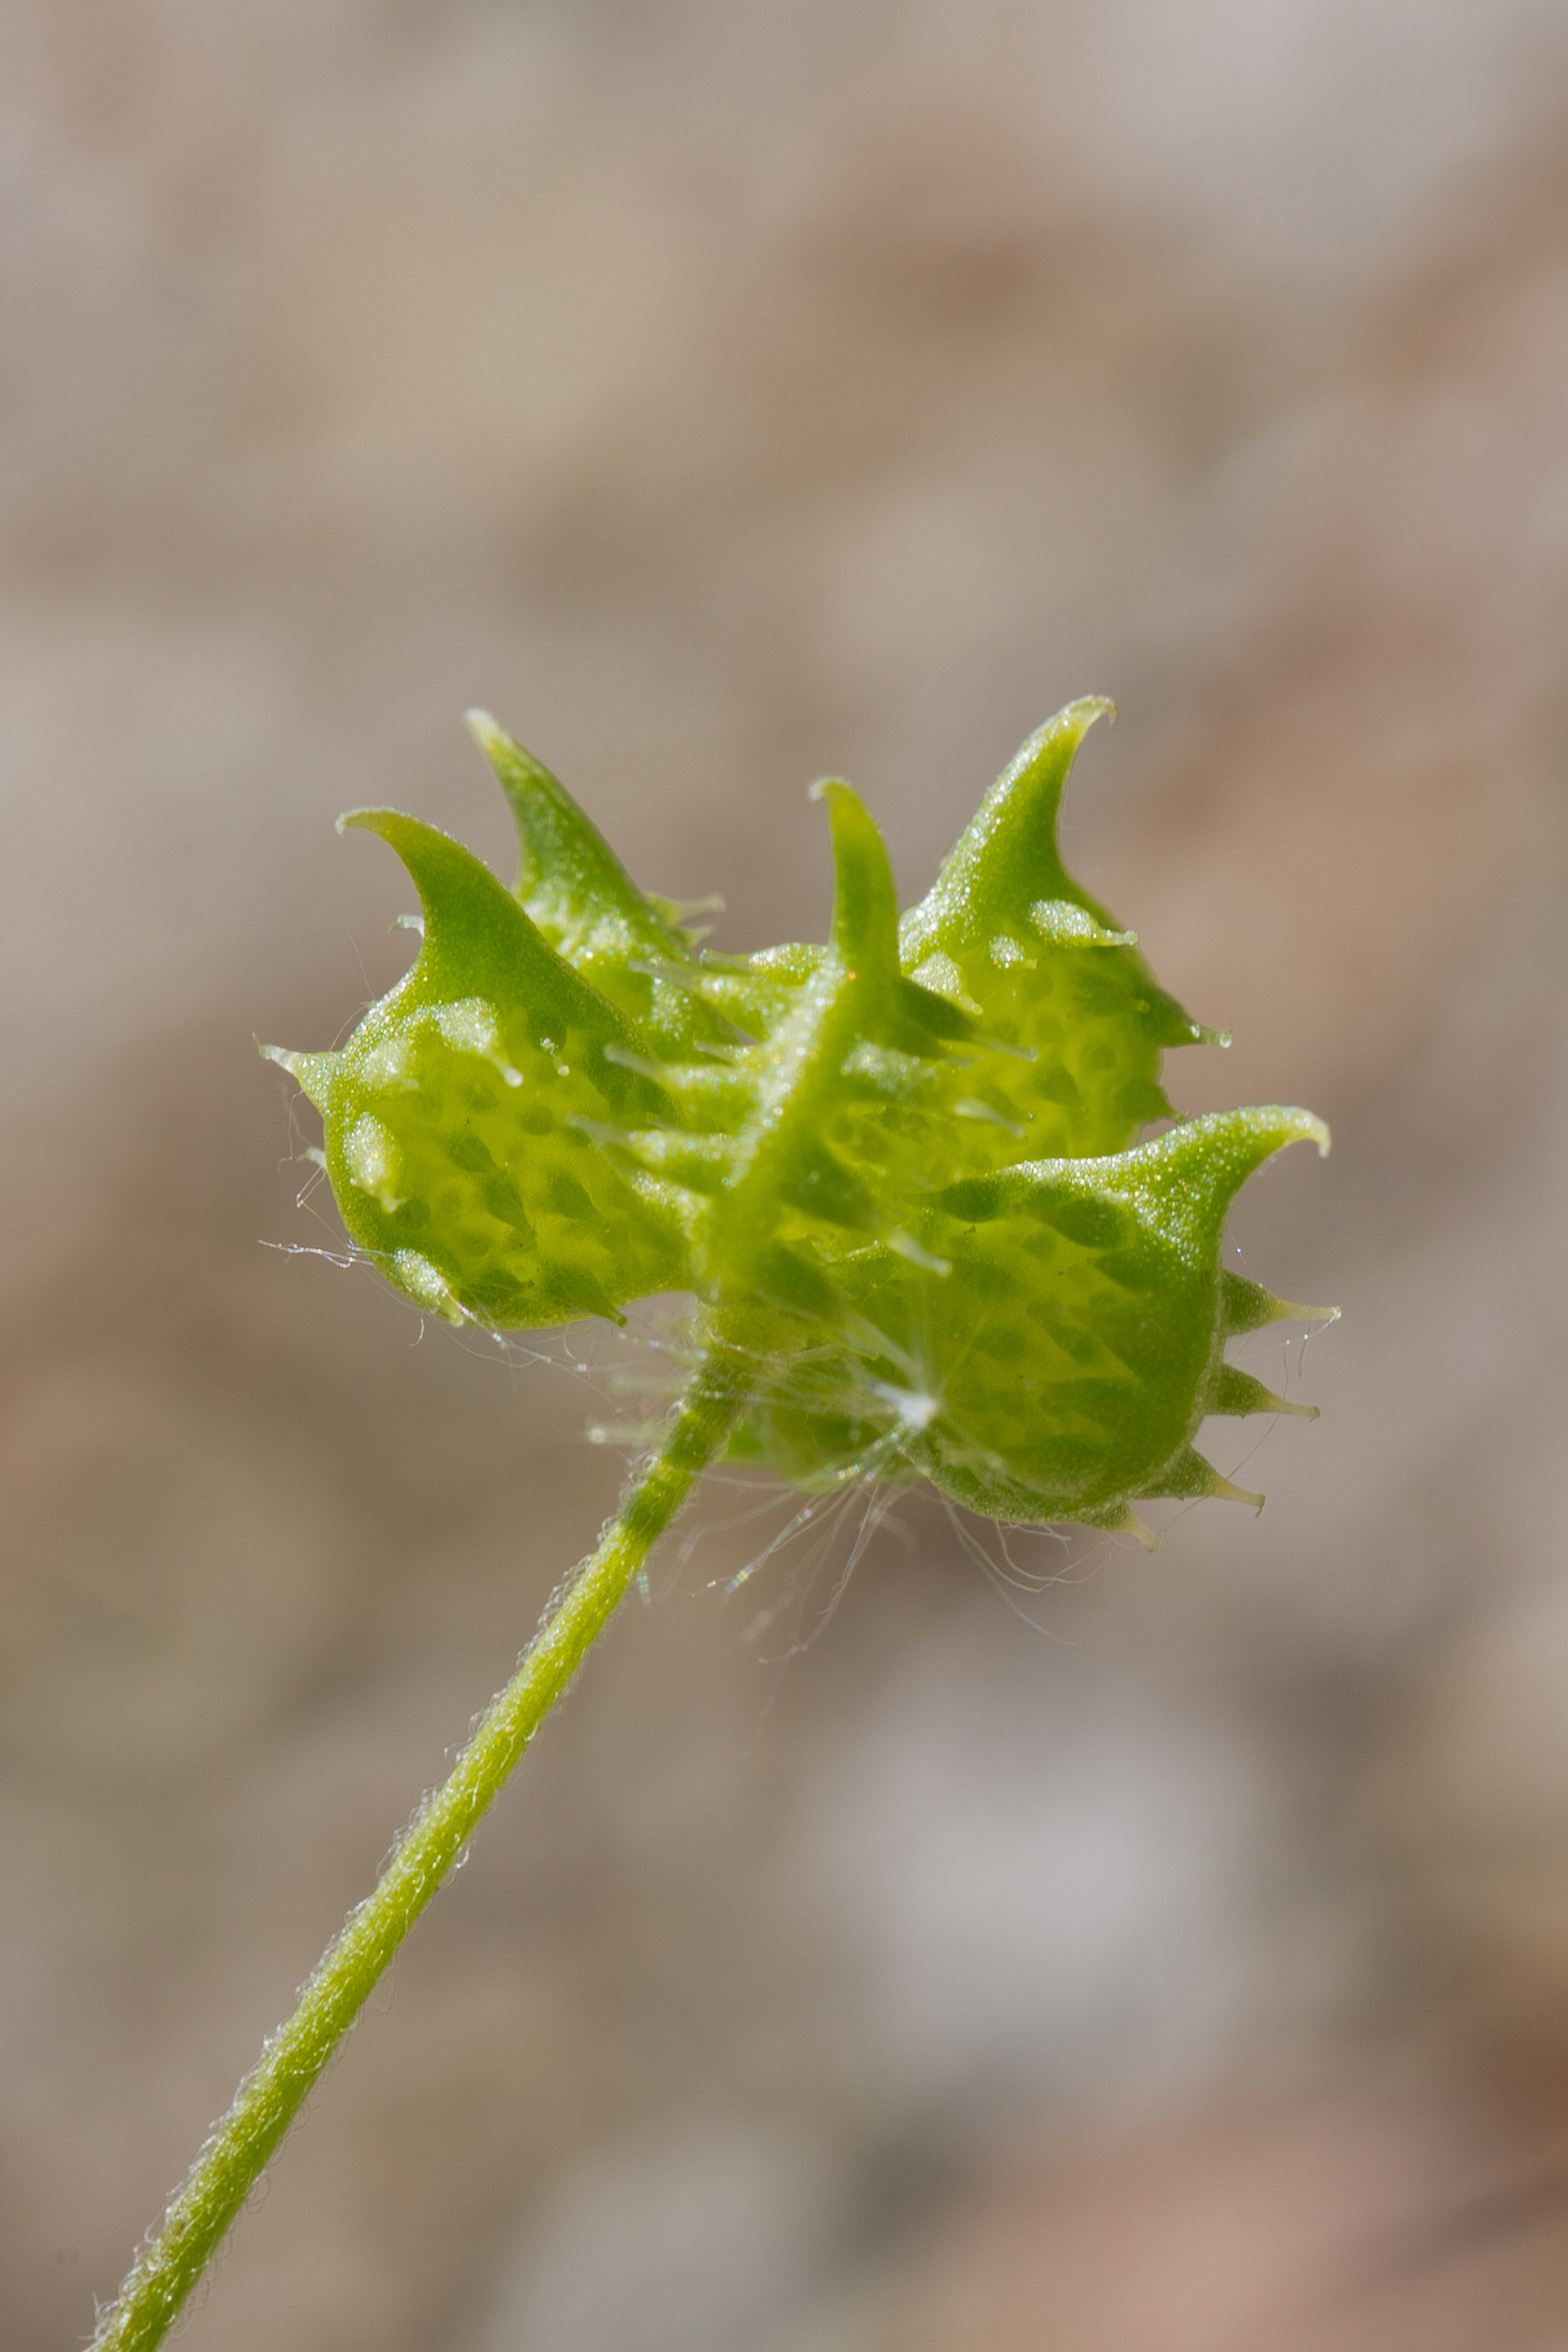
[7,2,1568,2345]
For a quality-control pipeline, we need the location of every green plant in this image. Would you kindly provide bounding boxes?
[93,698,1329,2350]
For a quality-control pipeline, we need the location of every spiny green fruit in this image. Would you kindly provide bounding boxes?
[268,700,1330,1540]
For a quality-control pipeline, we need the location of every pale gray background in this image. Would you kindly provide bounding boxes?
[8,4,1568,2346]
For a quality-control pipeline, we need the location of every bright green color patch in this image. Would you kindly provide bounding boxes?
[270,699,1329,1539]
[732,1110,1325,1534]
[99,696,1333,2352]
[279,808,685,1329]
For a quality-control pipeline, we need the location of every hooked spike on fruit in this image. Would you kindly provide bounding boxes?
[342,809,568,1001]
[1102,1503,1159,1551]
[1090,1107,1329,1260]
[281,701,1333,1534]
[339,809,669,1122]
[260,1041,339,1115]
[901,698,1115,949]
[1219,1271,1340,1336]
[1208,1364,1318,1422]
[1138,1445,1264,1512]
[891,710,1219,1156]
[814,779,903,993]
[466,710,690,971]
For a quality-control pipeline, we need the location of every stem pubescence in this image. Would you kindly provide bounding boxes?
[93,1335,747,2352]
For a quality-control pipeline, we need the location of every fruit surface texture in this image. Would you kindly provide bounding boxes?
[272,700,1329,1538]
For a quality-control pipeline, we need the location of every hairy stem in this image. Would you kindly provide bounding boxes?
[92,1335,748,2352]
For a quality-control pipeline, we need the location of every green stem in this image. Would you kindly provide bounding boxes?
[92,1335,748,2352]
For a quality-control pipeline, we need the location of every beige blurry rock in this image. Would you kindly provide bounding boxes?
[5,4,1568,2349]
[0,1358,352,1782]
[807,2094,1568,2352]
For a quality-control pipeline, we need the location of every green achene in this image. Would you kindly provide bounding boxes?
[95,702,1331,2352]
[271,696,1329,1541]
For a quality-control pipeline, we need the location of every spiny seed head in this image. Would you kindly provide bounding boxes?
[267,700,1332,1540]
